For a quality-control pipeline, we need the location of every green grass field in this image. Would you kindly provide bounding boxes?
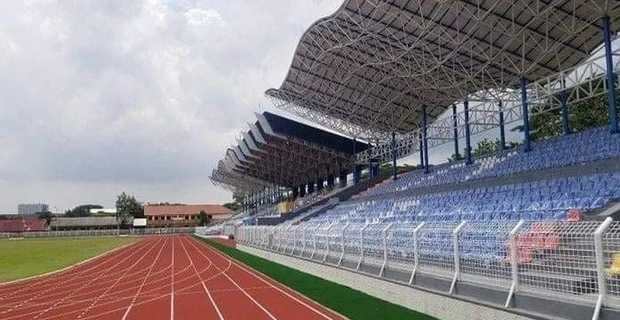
[195,237,437,320]
[0,236,137,283]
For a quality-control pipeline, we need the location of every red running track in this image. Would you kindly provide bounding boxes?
[0,235,345,320]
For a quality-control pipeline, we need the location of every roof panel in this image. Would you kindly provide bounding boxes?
[267,0,619,137]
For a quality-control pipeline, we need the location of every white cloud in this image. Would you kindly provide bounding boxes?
[0,0,340,212]
[185,8,224,26]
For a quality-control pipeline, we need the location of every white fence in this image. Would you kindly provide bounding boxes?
[235,218,620,318]
[0,227,196,239]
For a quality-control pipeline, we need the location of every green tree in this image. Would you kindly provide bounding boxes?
[36,211,54,225]
[65,204,102,217]
[198,210,211,226]
[447,153,464,163]
[115,192,143,227]
[473,138,501,157]
[223,192,244,212]
[514,85,615,141]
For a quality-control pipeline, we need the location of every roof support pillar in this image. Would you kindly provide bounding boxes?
[422,106,430,174]
[520,77,531,152]
[339,169,347,188]
[603,15,619,134]
[391,131,398,180]
[292,186,299,199]
[464,98,473,165]
[452,104,460,157]
[418,132,425,168]
[560,90,571,135]
[352,138,359,184]
[499,100,506,150]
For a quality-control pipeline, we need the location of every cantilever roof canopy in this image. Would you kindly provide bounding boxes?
[267,0,620,138]
[210,112,368,192]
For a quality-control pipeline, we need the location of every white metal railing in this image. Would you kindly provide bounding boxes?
[1,227,197,239]
[234,218,620,318]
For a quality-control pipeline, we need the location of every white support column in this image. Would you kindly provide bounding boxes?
[409,222,425,285]
[311,226,318,260]
[290,226,297,255]
[379,223,393,277]
[339,223,350,266]
[449,221,467,295]
[505,220,526,308]
[283,225,292,253]
[357,223,370,270]
[592,217,613,320]
[324,223,336,263]
[302,225,307,257]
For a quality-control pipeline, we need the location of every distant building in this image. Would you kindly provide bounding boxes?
[144,203,232,227]
[17,203,49,215]
[89,208,117,215]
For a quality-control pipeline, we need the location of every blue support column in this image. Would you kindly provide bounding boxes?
[367,143,374,179]
[418,131,425,168]
[352,138,358,184]
[603,16,619,134]
[520,77,531,152]
[422,106,430,174]
[464,98,473,164]
[560,90,571,135]
[392,131,398,180]
[452,104,460,157]
[498,100,506,150]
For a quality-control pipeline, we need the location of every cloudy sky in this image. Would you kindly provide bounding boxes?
[0,0,341,213]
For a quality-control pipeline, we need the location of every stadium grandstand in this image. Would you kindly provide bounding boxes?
[205,1,620,320]
[0,217,47,233]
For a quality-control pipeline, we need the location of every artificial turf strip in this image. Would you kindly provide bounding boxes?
[0,237,137,283]
[196,237,438,320]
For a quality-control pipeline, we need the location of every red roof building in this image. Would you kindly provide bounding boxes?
[144,204,232,227]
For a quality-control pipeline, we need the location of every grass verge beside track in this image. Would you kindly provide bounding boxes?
[195,236,438,320]
[0,236,137,283]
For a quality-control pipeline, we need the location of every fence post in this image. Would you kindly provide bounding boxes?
[357,223,370,270]
[380,223,393,277]
[311,226,318,260]
[283,225,292,253]
[302,225,307,256]
[409,222,425,285]
[449,221,467,295]
[592,217,613,320]
[339,223,349,266]
[505,220,526,308]
[290,226,297,255]
[324,223,335,263]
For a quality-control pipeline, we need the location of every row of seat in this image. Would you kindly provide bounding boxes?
[366,127,620,197]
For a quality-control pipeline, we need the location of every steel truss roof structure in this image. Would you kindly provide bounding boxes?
[210,112,368,193]
[267,0,620,143]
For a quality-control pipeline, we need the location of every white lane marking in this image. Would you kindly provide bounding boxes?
[26,240,158,320]
[186,238,278,320]
[178,236,224,320]
[171,236,175,320]
[77,237,165,319]
[193,238,336,320]
[122,237,169,320]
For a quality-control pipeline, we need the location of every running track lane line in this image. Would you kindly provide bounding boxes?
[189,236,339,320]
[184,236,278,320]
[0,239,155,319]
[122,237,169,320]
[0,238,147,302]
[171,236,175,320]
[30,238,160,320]
[178,236,224,320]
[76,237,166,319]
